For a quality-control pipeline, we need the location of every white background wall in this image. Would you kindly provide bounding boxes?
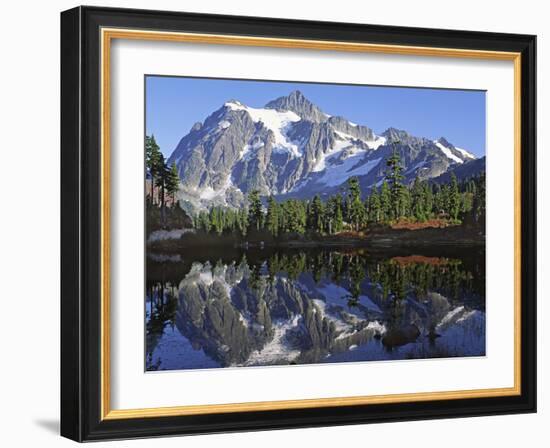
[0,0,546,446]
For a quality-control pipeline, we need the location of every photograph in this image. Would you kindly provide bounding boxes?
[54,4,538,442]
[144,77,487,371]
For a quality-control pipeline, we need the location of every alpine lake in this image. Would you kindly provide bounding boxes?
[146,244,485,371]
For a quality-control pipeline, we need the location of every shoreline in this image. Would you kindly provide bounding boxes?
[147,225,485,253]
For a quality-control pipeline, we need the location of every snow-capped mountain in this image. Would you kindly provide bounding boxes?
[167,90,479,210]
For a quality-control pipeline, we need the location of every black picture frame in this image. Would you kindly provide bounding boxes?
[61,5,536,442]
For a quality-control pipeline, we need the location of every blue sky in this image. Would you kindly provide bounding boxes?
[146,76,486,158]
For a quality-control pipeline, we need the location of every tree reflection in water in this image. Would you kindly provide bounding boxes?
[146,247,485,371]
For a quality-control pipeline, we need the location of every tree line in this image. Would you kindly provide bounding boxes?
[193,149,485,238]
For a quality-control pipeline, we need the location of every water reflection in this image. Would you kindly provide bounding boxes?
[146,248,485,371]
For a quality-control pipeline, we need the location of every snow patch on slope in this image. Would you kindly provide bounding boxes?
[370,135,386,150]
[310,129,384,180]
[239,138,265,161]
[334,131,384,150]
[454,146,476,160]
[225,101,302,157]
[311,133,354,172]
[317,155,381,187]
[435,141,464,164]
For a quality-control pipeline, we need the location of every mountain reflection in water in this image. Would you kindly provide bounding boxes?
[146,248,485,371]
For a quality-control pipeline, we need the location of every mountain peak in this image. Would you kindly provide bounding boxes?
[382,127,408,141]
[288,89,306,100]
[437,137,454,148]
[224,99,244,108]
[265,90,326,123]
[268,89,307,104]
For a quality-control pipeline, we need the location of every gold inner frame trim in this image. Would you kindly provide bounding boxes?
[100,27,522,421]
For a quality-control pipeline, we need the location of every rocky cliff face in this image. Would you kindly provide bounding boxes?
[166,90,478,211]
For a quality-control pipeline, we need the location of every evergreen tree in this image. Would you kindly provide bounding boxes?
[473,173,486,225]
[448,172,461,220]
[295,200,307,234]
[196,211,211,233]
[325,195,344,234]
[379,180,391,221]
[411,177,426,221]
[283,199,306,234]
[333,195,344,233]
[385,142,405,219]
[209,206,224,235]
[346,177,366,231]
[440,184,451,217]
[237,207,248,236]
[165,162,180,205]
[247,190,264,231]
[462,192,474,215]
[368,187,381,223]
[468,179,477,196]
[309,195,325,234]
[399,187,412,219]
[324,196,334,234]
[423,181,434,219]
[154,153,169,227]
[145,135,162,205]
[266,196,279,236]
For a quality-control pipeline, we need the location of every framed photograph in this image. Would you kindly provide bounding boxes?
[60,6,536,441]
